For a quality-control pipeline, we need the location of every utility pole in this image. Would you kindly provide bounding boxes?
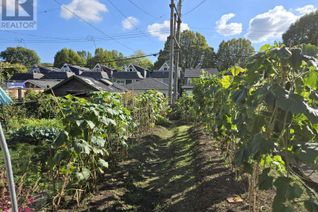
[174,0,182,103]
[168,0,182,105]
[168,0,175,105]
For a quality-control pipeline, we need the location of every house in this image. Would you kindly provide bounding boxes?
[157,62,169,72]
[10,73,44,82]
[80,71,109,80]
[112,71,144,86]
[29,65,60,75]
[48,75,127,97]
[125,78,169,96]
[125,64,148,78]
[149,71,170,84]
[93,64,114,78]
[42,71,75,80]
[60,64,90,75]
[24,79,60,89]
[182,68,219,93]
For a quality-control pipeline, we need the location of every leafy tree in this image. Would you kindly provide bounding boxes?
[0,47,40,68]
[216,38,255,71]
[53,48,86,68]
[77,50,92,61]
[154,30,217,69]
[283,11,318,46]
[301,44,318,57]
[129,50,154,70]
[0,62,27,82]
[87,48,126,69]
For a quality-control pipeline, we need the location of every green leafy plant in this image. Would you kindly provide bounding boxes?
[189,45,318,211]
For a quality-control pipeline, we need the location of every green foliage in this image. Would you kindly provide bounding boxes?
[0,47,40,68]
[283,10,318,46]
[0,62,27,82]
[9,126,60,145]
[53,48,86,68]
[301,44,318,58]
[217,38,255,71]
[87,48,127,69]
[172,94,196,122]
[154,30,217,69]
[128,50,154,70]
[49,92,131,205]
[190,45,318,210]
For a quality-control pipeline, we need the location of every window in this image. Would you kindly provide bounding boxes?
[164,67,168,71]
[126,80,132,84]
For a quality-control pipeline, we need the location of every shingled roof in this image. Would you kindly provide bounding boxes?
[10,73,44,81]
[112,71,144,79]
[42,71,75,80]
[149,71,169,79]
[80,71,109,80]
[125,78,168,91]
[24,79,61,89]
[184,68,219,78]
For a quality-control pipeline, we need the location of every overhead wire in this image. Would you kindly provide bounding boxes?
[184,0,208,16]
[52,0,136,52]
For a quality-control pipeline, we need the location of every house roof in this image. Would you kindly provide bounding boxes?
[149,71,169,78]
[80,71,109,80]
[112,71,144,79]
[184,68,219,78]
[126,78,169,91]
[30,65,59,74]
[50,75,126,93]
[68,64,91,72]
[24,79,61,89]
[42,71,75,80]
[10,73,44,81]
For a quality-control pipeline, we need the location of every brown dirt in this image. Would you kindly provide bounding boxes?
[74,124,274,211]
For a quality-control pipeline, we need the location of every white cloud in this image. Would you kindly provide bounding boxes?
[216,13,242,36]
[246,5,317,43]
[61,0,107,23]
[296,5,317,15]
[147,20,190,41]
[122,16,139,30]
[246,6,297,43]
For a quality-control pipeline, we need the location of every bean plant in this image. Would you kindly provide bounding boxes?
[189,45,318,211]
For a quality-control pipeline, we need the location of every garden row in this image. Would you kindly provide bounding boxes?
[0,90,168,211]
[176,45,318,212]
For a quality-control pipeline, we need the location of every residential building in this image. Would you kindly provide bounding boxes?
[125,78,169,96]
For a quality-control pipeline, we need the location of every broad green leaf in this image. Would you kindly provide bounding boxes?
[259,168,273,190]
[98,159,109,168]
[304,69,318,90]
[75,140,91,154]
[229,66,246,77]
[219,75,232,89]
[76,167,90,181]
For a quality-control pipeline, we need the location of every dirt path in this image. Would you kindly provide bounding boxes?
[84,125,272,212]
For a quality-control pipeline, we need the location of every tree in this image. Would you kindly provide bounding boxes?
[301,44,318,58]
[0,47,40,68]
[53,48,86,68]
[216,38,255,71]
[87,48,127,69]
[283,11,318,46]
[0,62,27,82]
[154,30,217,69]
[129,50,154,70]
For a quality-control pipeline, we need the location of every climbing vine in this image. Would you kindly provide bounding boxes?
[189,45,318,211]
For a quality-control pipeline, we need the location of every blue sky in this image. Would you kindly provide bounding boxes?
[0,0,317,64]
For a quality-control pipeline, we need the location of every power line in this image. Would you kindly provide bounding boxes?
[184,0,208,15]
[52,0,135,52]
[100,52,160,63]
[127,0,164,20]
